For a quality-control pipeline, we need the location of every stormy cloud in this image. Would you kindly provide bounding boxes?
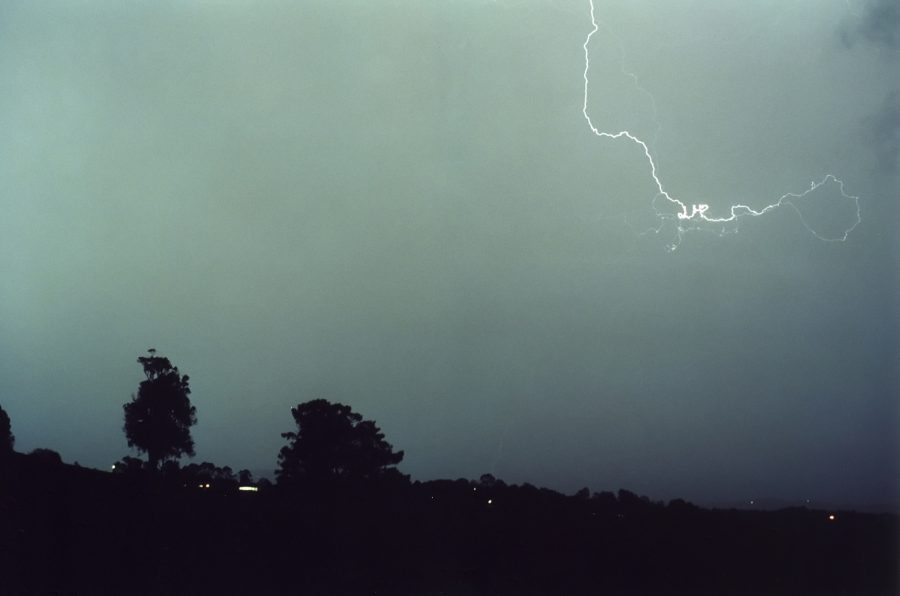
[841,0,900,49]
[865,90,900,174]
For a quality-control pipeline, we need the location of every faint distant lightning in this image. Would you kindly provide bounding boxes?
[592,15,661,149]
[582,0,862,251]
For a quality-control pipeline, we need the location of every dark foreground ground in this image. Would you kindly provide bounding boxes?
[1,455,897,595]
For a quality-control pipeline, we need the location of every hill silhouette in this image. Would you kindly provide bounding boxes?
[0,387,895,595]
[1,451,896,595]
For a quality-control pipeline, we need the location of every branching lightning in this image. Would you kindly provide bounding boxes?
[582,0,862,251]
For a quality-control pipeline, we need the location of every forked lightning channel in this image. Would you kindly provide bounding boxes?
[581,0,862,250]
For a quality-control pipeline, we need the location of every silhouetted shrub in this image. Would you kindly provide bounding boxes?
[28,448,62,466]
[112,455,146,475]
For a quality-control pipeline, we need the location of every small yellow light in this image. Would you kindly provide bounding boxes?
[205,483,210,489]
[487,499,492,505]
[828,514,836,521]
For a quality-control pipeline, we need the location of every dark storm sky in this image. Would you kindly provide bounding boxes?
[1,0,897,507]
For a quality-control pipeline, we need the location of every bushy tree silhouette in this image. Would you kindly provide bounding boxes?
[277,399,403,486]
[123,350,197,471]
[111,455,146,475]
[28,448,62,466]
[0,403,13,454]
[181,461,236,485]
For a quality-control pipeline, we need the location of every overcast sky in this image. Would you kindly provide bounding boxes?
[1,0,897,507]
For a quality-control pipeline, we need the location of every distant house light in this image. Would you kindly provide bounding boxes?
[238,486,258,492]
[828,514,836,521]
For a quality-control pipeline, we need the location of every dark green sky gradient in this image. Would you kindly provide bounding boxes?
[0,0,896,506]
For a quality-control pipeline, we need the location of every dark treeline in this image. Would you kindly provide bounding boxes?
[0,353,897,595]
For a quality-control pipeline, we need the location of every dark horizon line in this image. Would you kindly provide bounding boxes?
[12,449,898,515]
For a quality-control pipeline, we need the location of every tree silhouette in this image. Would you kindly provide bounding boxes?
[123,350,197,471]
[28,448,62,466]
[0,403,13,454]
[181,461,236,484]
[277,399,403,486]
[112,455,146,475]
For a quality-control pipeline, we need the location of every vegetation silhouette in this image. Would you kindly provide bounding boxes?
[0,361,896,595]
[27,447,63,467]
[111,454,146,475]
[276,399,404,488]
[122,350,197,471]
[0,403,12,455]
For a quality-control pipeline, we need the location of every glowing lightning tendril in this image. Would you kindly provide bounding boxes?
[582,0,862,251]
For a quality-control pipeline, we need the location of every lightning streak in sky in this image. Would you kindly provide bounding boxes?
[582,0,862,251]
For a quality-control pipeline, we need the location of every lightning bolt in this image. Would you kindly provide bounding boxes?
[582,0,862,251]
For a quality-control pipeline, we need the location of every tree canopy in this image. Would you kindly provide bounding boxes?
[0,403,13,454]
[277,399,403,486]
[123,350,197,470]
